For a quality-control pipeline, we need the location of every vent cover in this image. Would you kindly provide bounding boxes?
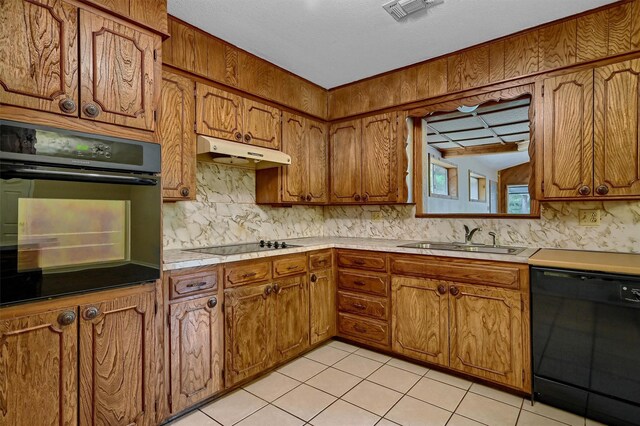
[383,0,444,21]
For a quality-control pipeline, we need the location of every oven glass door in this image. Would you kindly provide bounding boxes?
[0,166,161,305]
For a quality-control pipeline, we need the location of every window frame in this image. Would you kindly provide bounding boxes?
[428,154,458,199]
[468,170,487,202]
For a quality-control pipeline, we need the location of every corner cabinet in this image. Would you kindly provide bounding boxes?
[196,82,281,150]
[0,0,160,133]
[256,112,329,205]
[541,58,640,199]
[330,112,408,204]
[159,71,196,201]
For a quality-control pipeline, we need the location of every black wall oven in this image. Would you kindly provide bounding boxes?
[0,121,161,306]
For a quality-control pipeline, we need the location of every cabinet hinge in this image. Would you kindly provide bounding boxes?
[168,394,172,411]
[154,400,158,415]
[167,313,171,327]
[541,181,545,193]
[154,301,158,315]
[194,122,197,132]
[153,110,157,122]
[541,84,544,97]
[154,49,158,62]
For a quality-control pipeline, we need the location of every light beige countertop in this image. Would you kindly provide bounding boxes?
[529,249,640,275]
[163,237,539,271]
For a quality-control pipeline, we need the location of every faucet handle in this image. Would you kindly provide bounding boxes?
[488,231,497,246]
[463,224,470,237]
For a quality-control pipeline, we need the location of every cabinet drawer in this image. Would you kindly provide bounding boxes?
[337,291,387,320]
[338,271,388,296]
[225,261,272,287]
[338,313,389,346]
[273,255,307,278]
[169,270,218,300]
[309,251,333,271]
[391,256,523,289]
[337,251,387,272]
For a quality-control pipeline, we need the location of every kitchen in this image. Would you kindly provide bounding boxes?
[1,0,639,425]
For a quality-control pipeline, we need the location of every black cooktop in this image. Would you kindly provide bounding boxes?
[186,240,299,256]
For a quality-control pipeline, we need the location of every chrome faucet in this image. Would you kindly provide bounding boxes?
[488,231,497,247]
[463,225,481,244]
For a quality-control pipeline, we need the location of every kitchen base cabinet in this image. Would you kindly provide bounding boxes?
[79,289,156,426]
[169,295,222,414]
[224,282,274,387]
[309,267,336,345]
[273,275,309,362]
[0,306,78,426]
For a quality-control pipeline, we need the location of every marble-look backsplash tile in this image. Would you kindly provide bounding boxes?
[324,201,640,253]
[165,162,640,253]
[163,162,324,249]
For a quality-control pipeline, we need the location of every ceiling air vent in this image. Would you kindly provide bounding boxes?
[383,0,444,21]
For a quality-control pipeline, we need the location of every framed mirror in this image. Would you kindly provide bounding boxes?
[410,84,540,218]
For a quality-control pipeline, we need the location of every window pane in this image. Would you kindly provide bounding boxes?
[507,185,531,214]
[469,176,479,200]
[430,163,449,195]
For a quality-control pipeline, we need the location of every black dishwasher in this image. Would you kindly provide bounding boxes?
[531,267,640,426]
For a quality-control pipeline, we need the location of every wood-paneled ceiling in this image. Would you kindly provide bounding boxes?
[168,0,618,88]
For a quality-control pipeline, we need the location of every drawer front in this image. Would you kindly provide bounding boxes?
[169,271,217,300]
[338,313,388,345]
[309,251,333,271]
[225,261,272,287]
[391,256,522,289]
[337,251,387,272]
[338,271,388,296]
[273,255,307,278]
[337,291,387,320]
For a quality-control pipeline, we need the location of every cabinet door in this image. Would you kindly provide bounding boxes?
[273,275,310,362]
[0,0,78,115]
[309,268,336,345]
[169,294,222,414]
[361,113,399,202]
[160,71,196,201]
[593,59,640,197]
[307,120,329,203]
[391,277,448,366]
[281,112,308,203]
[449,283,523,389]
[542,70,594,198]
[79,10,158,131]
[224,283,274,387]
[0,307,78,426]
[243,98,281,149]
[196,83,243,142]
[330,119,362,203]
[79,289,155,426]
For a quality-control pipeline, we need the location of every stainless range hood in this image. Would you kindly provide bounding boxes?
[196,135,291,169]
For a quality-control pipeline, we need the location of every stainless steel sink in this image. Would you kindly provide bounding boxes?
[398,241,526,255]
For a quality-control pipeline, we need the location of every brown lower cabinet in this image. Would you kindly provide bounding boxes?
[309,251,336,344]
[0,284,156,426]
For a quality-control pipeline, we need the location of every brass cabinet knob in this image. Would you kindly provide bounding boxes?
[450,286,460,297]
[180,187,190,197]
[207,297,217,308]
[595,185,609,195]
[354,194,361,201]
[362,194,369,202]
[83,306,100,320]
[306,194,312,202]
[273,283,280,294]
[300,195,306,201]
[310,273,317,283]
[263,285,272,298]
[59,98,77,113]
[83,103,100,118]
[578,185,591,196]
[437,284,447,295]
[244,134,252,142]
[235,132,243,141]
[57,311,76,326]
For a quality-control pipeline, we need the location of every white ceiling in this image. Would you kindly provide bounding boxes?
[168,0,618,88]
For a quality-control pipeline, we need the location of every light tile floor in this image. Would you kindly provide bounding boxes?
[169,340,607,426]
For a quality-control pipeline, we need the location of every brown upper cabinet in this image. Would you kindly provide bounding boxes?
[0,0,160,132]
[541,58,640,199]
[159,71,196,201]
[196,82,281,150]
[256,112,329,204]
[330,112,408,204]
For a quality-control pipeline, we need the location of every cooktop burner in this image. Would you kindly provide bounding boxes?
[186,240,299,256]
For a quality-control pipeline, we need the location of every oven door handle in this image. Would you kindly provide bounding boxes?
[1,167,158,186]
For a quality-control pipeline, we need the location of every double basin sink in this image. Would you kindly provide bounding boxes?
[398,241,526,255]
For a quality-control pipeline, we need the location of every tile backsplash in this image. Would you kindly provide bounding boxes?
[164,163,640,253]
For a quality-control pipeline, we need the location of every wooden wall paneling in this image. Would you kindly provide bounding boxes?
[415,62,430,100]
[193,30,209,77]
[368,74,398,112]
[129,0,168,35]
[237,52,277,100]
[577,9,608,62]
[79,289,156,426]
[79,9,158,131]
[461,46,490,89]
[223,45,239,87]
[162,19,174,64]
[0,0,79,116]
[427,58,448,98]
[447,53,463,92]
[503,30,539,79]
[328,87,351,120]
[593,58,640,197]
[608,1,633,55]
[489,40,506,83]
[170,19,195,72]
[632,0,640,50]
[539,19,577,71]
[399,66,418,104]
[498,162,531,213]
[0,307,78,426]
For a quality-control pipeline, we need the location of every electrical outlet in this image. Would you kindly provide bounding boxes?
[579,209,601,226]
[371,211,383,221]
